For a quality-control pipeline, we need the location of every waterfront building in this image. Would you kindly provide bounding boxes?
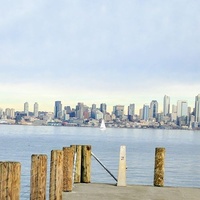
[163,95,170,116]
[100,103,107,115]
[150,100,158,118]
[95,110,103,120]
[64,113,70,121]
[69,109,76,117]
[172,105,177,113]
[104,113,112,121]
[171,104,177,122]
[181,101,188,117]
[190,115,195,126]
[111,113,116,120]
[188,107,192,115]
[156,113,164,123]
[177,100,188,126]
[0,108,3,118]
[5,108,11,118]
[142,104,149,121]
[91,104,97,119]
[10,108,15,119]
[195,94,200,122]
[113,105,124,118]
[128,104,135,121]
[92,104,96,110]
[171,112,177,122]
[177,100,188,117]
[83,107,91,119]
[139,108,143,119]
[64,106,71,114]
[34,102,39,117]
[76,102,84,119]
[24,102,29,116]
[54,101,62,119]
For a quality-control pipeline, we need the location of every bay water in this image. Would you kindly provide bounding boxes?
[0,125,200,198]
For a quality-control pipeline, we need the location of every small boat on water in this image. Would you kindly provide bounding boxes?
[100,119,106,131]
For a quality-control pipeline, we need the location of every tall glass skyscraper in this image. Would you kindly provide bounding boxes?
[76,102,84,119]
[150,100,158,118]
[143,104,149,121]
[34,102,39,117]
[128,104,135,121]
[100,103,107,114]
[24,102,29,116]
[195,94,200,122]
[54,101,62,119]
[163,95,170,116]
[113,105,124,118]
[177,100,188,117]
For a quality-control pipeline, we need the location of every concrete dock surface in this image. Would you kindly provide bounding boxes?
[63,183,200,200]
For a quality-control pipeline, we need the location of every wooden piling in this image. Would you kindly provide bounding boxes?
[81,145,91,183]
[70,145,82,183]
[63,147,74,192]
[49,150,63,200]
[0,162,21,200]
[154,147,165,187]
[0,162,7,199]
[30,155,47,200]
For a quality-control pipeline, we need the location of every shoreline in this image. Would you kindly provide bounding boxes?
[1,123,200,131]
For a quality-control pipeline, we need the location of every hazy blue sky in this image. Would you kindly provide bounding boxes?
[0,0,200,113]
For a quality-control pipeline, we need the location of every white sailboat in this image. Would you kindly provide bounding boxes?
[100,119,106,131]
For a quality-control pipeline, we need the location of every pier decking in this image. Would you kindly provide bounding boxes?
[63,183,200,200]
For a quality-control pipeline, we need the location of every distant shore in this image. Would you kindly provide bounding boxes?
[1,122,200,131]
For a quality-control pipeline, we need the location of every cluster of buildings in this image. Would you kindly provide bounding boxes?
[0,94,200,129]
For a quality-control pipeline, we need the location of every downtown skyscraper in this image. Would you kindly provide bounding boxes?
[113,105,124,118]
[150,100,158,118]
[76,102,84,119]
[195,94,200,122]
[24,102,29,116]
[142,104,149,121]
[100,103,107,114]
[54,101,62,119]
[163,95,170,116]
[34,102,39,117]
[177,100,188,117]
[128,104,135,121]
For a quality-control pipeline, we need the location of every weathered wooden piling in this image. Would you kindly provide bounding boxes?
[70,145,82,183]
[49,150,63,200]
[0,162,21,200]
[154,147,165,187]
[63,147,74,192]
[81,145,91,183]
[30,155,47,200]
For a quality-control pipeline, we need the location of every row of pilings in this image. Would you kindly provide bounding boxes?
[0,145,91,200]
[0,145,165,200]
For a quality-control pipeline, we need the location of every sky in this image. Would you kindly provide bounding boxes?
[0,0,200,113]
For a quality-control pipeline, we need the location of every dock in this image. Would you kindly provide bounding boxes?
[1,145,200,199]
[63,183,200,200]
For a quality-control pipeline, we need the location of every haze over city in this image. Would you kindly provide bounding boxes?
[0,1,200,112]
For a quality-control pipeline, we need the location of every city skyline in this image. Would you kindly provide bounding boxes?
[1,93,200,129]
[0,94,199,115]
[0,1,200,111]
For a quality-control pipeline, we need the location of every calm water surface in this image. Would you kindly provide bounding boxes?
[0,125,200,198]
